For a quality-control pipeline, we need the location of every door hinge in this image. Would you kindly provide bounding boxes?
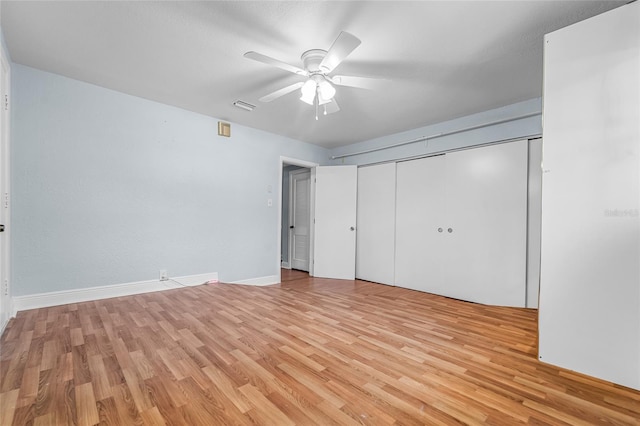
[3,279,8,296]
[3,192,8,209]
[4,94,7,111]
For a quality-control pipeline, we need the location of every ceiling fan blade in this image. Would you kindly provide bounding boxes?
[323,99,340,115]
[331,75,385,90]
[319,31,361,73]
[244,51,307,76]
[258,81,305,103]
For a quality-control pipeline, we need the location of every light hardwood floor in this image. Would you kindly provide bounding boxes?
[1,269,639,425]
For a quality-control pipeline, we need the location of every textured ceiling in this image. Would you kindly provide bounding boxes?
[1,1,625,148]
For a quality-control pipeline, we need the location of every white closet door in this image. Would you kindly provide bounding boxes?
[356,163,396,285]
[313,166,358,280]
[444,140,528,307]
[395,155,446,292]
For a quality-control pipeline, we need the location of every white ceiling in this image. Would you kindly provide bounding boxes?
[1,1,625,149]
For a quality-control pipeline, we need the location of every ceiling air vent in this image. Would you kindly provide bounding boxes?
[233,100,255,111]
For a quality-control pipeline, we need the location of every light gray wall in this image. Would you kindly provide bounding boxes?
[11,64,329,296]
[328,98,542,165]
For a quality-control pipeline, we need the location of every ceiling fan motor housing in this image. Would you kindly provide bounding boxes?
[301,49,328,74]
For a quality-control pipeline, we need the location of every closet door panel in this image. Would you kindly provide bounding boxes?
[444,140,528,307]
[395,155,446,292]
[356,163,396,285]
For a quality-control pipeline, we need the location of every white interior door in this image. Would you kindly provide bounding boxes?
[289,169,311,271]
[313,165,357,280]
[395,155,447,292]
[356,163,396,285]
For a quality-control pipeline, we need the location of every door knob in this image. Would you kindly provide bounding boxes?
[289,225,294,229]
[437,227,443,233]
[350,226,355,231]
[447,228,453,233]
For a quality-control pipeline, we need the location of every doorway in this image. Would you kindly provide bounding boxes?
[277,157,318,283]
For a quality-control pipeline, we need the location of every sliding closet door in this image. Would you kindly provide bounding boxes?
[395,155,446,292]
[356,163,396,285]
[444,140,528,307]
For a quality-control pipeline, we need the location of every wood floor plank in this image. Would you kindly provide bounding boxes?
[0,388,19,425]
[1,269,639,425]
[238,383,295,426]
[74,382,99,426]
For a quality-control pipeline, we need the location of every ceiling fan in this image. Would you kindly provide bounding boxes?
[244,31,382,119]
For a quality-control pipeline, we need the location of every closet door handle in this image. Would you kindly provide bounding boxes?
[448,228,453,233]
[437,228,443,233]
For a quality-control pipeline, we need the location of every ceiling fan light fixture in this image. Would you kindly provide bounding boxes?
[245,31,368,116]
[318,79,336,101]
[300,79,317,105]
[318,94,332,105]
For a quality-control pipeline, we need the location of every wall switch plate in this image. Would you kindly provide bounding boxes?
[159,270,168,281]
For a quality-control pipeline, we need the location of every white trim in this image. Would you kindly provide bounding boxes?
[278,156,319,284]
[230,275,279,286]
[11,271,218,314]
[170,272,219,286]
[0,45,11,329]
[0,313,8,336]
[281,261,291,269]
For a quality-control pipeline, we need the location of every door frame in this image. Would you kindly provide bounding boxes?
[288,168,311,272]
[277,157,318,283]
[0,50,11,331]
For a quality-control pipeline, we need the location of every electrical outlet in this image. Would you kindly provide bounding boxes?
[159,270,168,281]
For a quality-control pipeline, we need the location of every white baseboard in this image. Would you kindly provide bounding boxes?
[231,275,279,286]
[1,299,11,334]
[11,272,218,315]
[170,272,219,286]
[281,261,291,269]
